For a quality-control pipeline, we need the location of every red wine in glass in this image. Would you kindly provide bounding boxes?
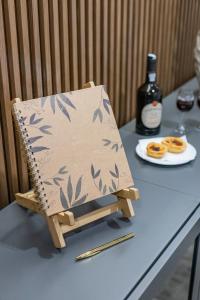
[177,99,194,111]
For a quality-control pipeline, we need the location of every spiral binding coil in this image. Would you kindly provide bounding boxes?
[13,106,49,211]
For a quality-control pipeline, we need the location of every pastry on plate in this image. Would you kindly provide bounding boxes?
[146,142,168,158]
[162,137,187,153]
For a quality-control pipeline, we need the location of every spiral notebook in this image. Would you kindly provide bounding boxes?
[13,85,134,216]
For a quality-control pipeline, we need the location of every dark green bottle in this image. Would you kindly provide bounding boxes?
[136,53,162,135]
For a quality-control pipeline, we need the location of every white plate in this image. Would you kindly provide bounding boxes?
[135,140,197,166]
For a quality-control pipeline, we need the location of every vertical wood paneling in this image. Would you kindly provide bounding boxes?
[85,0,94,82]
[39,0,53,95]
[125,0,134,121]
[137,0,145,89]
[101,0,108,86]
[113,0,122,122]
[15,0,33,100]
[189,0,197,77]
[59,0,70,91]
[93,0,101,85]
[142,0,150,82]
[0,0,19,199]
[4,0,29,192]
[108,0,115,105]
[130,0,140,117]
[49,0,61,93]
[164,0,173,95]
[0,0,199,207]
[68,0,79,90]
[77,0,86,87]
[27,0,43,97]
[167,0,178,92]
[119,0,128,125]
[0,122,8,208]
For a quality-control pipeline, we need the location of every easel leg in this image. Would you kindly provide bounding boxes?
[119,197,135,218]
[46,215,66,248]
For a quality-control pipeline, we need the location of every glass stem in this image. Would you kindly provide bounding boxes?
[177,112,185,134]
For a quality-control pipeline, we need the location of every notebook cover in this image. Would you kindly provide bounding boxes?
[13,85,134,216]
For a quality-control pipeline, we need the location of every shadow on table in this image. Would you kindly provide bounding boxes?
[0,211,59,258]
[0,199,132,258]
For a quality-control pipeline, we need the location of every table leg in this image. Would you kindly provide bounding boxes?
[189,235,200,300]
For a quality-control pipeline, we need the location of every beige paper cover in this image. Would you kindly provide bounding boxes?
[13,86,134,216]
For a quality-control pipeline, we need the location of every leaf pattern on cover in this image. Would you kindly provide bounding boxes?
[29,113,43,125]
[41,96,47,108]
[102,139,111,146]
[75,194,88,206]
[31,146,49,153]
[59,94,76,109]
[109,164,119,178]
[50,95,56,113]
[56,99,71,121]
[99,178,102,191]
[43,166,68,186]
[26,112,52,136]
[19,116,27,123]
[114,164,119,177]
[67,176,73,203]
[58,166,68,174]
[75,176,82,200]
[53,177,64,186]
[21,112,52,153]
[109,187,114,193]
[43,181,52,185]
[111,179,117,191]
[29,114,36,124]
[103,185,107,195]
[102,139,123,152]
[39,125,52,135]
[91,163,120,195]
[92,87,112,123]
[29,113,36,124]
[28,136,43,144]
[91,164,101,179]
[40,93,76,120]
[60,187,69,210]
[109,170,118,178]
[24,113,51,153]
[57,175,88,208]
[112,144,118,151]
[93,108,103,123]
[103,99,110,114]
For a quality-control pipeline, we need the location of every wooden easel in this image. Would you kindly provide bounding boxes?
[13,81,140,248]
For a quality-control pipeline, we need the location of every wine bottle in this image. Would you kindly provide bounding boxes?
[136,53,162,135]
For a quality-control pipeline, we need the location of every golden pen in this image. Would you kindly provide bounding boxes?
[75,232,135,261]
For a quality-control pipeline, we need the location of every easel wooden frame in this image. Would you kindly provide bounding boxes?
[13,81,140,248]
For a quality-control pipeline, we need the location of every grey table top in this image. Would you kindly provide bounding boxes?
[0,78,200,300]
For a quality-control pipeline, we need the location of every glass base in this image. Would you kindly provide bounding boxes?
[174,124,187,136]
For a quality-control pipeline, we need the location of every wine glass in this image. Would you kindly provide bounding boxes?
[175,89,195,135]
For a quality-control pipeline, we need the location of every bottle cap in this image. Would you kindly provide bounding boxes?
[147,53,157,73]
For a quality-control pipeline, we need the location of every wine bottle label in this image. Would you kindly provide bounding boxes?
[141,101,162,129]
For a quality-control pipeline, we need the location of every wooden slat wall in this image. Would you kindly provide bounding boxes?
[0,0,200,206]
